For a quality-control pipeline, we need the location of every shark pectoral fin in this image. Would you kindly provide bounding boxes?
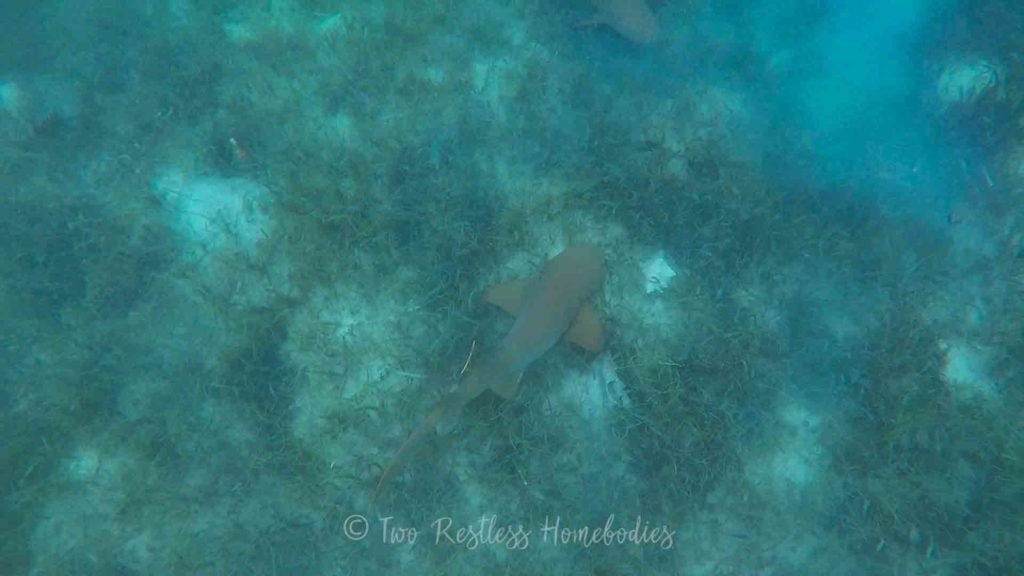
[491,371,524,400]
[483,278,531,316]
[566,302,604,352]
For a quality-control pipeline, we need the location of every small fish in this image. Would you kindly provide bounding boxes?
[582,0,661,45]
[370,246,606,508]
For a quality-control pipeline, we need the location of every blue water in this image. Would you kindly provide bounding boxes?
[2,1,1021,574]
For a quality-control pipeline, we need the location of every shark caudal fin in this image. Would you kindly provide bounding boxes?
[369,400,453,512]
[370,344,480,512]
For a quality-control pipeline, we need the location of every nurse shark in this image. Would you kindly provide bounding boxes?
[371,245,606,508]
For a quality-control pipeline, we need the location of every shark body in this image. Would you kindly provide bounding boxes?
[460,244,606,400]
[586,0,660,44]
[371,245,605,507]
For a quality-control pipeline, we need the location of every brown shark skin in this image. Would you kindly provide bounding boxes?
[460,244,605,400]
[370,245,605,509]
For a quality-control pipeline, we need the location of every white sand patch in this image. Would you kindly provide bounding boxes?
[936,56,1002,109]
[747,401,826,498]
[284,280,431,467]
[609,245,704,355]
[642,250,677,294]
[556,352,630,420]
[152,169,286,307]
[0,79,23,115]
[154,170,271,256]
[940,339,999,403]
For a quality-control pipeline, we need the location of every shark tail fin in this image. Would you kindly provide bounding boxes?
[369,400,452,513]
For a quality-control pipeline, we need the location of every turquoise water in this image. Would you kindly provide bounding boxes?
[2,1,1021,574]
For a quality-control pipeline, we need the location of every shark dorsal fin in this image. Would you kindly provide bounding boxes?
[483,278,531,315]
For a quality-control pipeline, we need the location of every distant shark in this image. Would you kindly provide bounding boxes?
[583,0,661,44]
[371,245,606,508]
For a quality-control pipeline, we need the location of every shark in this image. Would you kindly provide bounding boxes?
[583,0,661,44]
[370,245,606,508]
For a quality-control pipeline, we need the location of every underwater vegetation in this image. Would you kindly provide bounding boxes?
[1,0,1022,575]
